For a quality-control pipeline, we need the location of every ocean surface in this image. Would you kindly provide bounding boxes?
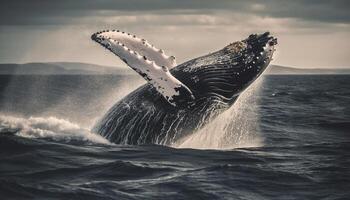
[0,74,349,199]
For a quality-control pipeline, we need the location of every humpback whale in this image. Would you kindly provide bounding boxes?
[91,30,277,145]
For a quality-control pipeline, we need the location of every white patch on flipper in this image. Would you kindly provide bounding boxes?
[91,30,193,107]
[95,30,176,68]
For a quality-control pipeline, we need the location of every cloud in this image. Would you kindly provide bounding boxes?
[0,0,349,68]
[0,0,349,25]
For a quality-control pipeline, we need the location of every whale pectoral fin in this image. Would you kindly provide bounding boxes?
[91,30,194,107]
[92,30,176,68]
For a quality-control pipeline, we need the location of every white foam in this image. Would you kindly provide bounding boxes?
[0,114,110,145]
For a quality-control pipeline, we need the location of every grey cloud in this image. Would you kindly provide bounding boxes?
[0,0,349,25]
[254,0,350,23]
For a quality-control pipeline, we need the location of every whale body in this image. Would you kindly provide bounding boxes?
[91,31,277,145]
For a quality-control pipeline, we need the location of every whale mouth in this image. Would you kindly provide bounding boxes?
[242,32,277,76]
[245,32,277,61]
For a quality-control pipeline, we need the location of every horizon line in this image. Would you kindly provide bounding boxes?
[0,61,350,70]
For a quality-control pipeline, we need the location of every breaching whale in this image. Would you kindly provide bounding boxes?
[91,30,277,145]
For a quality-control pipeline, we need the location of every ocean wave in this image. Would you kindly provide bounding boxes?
[315,121,350,130]
[0,114,110,145]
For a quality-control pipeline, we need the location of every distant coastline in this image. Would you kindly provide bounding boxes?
[265,65,350,75]
[0,62,349,75]
[0,62,133,75]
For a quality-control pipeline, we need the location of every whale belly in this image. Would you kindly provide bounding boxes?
[93,83,234,145]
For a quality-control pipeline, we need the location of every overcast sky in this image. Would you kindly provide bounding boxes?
[0,0,349,68]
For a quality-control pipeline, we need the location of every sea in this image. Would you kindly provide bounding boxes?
[0,74,349,199]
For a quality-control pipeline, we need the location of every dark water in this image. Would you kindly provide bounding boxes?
[0,75,349,199]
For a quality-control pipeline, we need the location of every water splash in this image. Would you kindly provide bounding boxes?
[0,114,110,144]
[1,72,264,149]
[174,77,264,150]
[1,73,145,128]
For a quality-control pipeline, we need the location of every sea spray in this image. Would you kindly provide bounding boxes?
[39,75,145,128]
[88,76,144,128]
[174,77,264,149]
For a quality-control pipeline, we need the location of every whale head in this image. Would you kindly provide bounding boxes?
[172,32,277,108]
